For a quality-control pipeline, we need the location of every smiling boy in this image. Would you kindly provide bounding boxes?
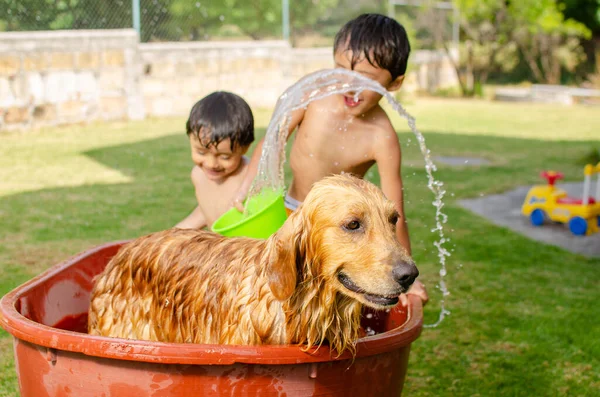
[176,91,254,229]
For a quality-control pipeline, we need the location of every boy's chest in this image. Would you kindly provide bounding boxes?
[294,117,378,167]
[195,179,242,224]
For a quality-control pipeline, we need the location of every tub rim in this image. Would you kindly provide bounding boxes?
[0,241,423,366]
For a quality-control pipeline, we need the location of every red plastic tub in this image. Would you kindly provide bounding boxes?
[0,242,423,396]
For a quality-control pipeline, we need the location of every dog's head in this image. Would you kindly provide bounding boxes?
[267,174,418,309]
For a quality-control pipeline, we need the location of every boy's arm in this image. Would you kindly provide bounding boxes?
[374,130,411,256]
[375,129,428,306]
[175,205,207,229]
[175,167,208,229]
[232,138,265,210]
[400,280,429,306]
[232,107,306,211]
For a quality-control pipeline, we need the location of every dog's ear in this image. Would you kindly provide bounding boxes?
[267,211,306,301]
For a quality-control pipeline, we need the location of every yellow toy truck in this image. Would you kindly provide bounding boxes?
[521,163,600,236]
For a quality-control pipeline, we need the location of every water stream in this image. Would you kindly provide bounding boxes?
[248,69,451,327]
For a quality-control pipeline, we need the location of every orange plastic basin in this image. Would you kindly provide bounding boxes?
[0,242,423,397]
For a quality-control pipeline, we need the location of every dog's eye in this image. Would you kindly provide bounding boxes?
[345,220,361,231]
[389,213,399,225]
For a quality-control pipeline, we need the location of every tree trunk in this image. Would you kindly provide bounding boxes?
[442,41,468,96]
[465,40,474,95]
[517,33,545,83]
[549,34,562,84]
[539,34,554,83]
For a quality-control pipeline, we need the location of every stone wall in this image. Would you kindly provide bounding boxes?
[409,48,460,94]
[1,29,458,131]
[140,41,291,116]
[0,29,144,131]
[140,42,458,118]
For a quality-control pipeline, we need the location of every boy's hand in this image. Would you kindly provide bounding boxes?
[400,280,428,307]
[175,206,207,230]
[231,189,247,212]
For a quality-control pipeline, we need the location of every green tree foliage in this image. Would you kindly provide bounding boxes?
[0,0,347,43]
[165,0,283,41]
[441,0,517,95]
[0,0,133,31]
[559,0,600,35]
[449,0,592,90]
[510,0,591,84]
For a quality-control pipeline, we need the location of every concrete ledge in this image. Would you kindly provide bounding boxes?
[495,85,600,105]
[0,30,139,52]
[140,40,290,52]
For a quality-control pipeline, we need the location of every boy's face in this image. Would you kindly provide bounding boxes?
[334,48,404,116]
[189,133,248,182]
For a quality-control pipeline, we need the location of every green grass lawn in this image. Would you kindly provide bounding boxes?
[1,97,599,396]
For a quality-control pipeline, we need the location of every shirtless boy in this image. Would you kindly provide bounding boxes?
[176,91,254,229]
[235,14,414,254]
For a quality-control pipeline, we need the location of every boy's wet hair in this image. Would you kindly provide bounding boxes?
[334,13,411,81]
[186,91,254,150]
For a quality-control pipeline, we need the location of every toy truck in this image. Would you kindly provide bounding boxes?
[521,163,600,236]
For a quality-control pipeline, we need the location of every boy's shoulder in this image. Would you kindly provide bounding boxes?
[357,104,397,141]
[305,94,342,114]
[191,165,205,184]
[368,104,396,131]
[368,106,402,159]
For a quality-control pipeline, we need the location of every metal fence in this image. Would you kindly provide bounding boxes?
[0,0,454,47]
[389,0,458,50]
[1,1,133,32]
[1,0,171,42]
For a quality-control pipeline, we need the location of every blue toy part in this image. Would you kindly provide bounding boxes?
[529,196,546,205]
[568,216,588,236]
[530,209,546,226]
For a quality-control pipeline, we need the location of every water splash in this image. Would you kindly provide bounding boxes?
[247,69,451,327]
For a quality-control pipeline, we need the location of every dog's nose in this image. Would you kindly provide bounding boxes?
[392,261,419,290]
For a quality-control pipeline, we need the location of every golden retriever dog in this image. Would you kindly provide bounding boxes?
[88,174,418,354]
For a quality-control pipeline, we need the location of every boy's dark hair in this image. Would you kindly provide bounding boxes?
[334,13,411,81]
[186,91,254,150]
